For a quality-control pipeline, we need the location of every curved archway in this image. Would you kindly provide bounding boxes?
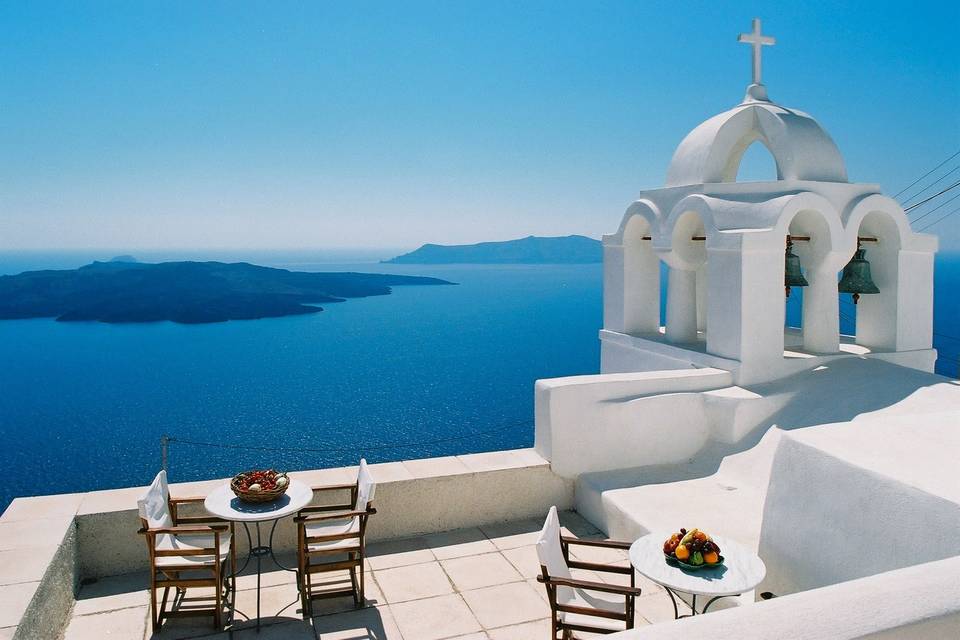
[844,210,903,350]
[735,140,779,182]
[784,208,838,353]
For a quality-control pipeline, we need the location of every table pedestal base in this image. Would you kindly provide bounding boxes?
[231,520,298,631]
[664,587,740,619]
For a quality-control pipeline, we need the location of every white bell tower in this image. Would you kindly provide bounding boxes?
[600,19,938,385]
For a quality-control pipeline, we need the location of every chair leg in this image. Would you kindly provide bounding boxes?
[359,561,366,607]
[214,562,222,629]
[149,579,159,632]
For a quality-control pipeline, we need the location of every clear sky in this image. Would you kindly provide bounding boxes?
[1,1,958,252]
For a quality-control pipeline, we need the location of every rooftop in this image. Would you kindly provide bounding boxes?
[61,512,685,640]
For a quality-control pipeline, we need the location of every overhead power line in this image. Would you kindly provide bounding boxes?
[910,191,960,225]
[902,164,960,208]
[918,203,960,232]
[904,180,960,212]
[894,149,960,200]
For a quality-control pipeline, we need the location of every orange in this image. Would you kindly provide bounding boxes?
[675,544,690,561]
[703,551,719,564]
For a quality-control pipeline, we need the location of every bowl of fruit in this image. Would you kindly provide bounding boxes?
[663,528,723,570]
[231,469,290,503]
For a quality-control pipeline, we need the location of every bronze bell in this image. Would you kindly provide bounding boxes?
[838,243,880,304]
[784,238,808,298]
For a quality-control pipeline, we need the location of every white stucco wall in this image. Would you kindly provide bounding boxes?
[534,368,733,478]
[758,413,960,598]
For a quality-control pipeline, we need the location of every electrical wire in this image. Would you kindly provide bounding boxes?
[894,149,960,200]
[903,180,960,212]
[902,165,960,208]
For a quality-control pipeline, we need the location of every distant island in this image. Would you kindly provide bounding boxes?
[0,260,453,324]
[385,235,601,264]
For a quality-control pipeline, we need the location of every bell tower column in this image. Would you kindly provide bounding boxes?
[706,241,785,384]
[666,267,697,343]
[801,266,840,353]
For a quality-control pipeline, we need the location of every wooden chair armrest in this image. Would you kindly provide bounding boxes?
[536,575,642,597]
[561,536,632,550]
[297,503,355,515]
[169,496,207,505]
[138,524,229,535]
[310,483,357,492]
[567,560,632,575]
[295,509,371,523]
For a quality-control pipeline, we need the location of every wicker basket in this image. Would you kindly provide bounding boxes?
[230,469,290,503]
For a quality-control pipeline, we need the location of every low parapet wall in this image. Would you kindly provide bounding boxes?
[534,368,734,478]
[608,555,960,640]
[0,448,573,639]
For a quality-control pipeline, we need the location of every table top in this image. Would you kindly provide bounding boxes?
[203,479,313,523]
[629,532,766,597]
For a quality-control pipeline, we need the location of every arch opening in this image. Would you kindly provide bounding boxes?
[735,140,780,183]
[842,211,902,351]
[783,208,837,355]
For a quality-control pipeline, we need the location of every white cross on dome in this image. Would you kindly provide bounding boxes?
[738,18,775,86]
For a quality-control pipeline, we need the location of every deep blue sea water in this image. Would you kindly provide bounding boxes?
[0,250,958,510]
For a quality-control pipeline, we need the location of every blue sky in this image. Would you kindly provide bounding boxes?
[1,1,958,251]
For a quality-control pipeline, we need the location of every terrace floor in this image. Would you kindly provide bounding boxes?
[63,511,688,639]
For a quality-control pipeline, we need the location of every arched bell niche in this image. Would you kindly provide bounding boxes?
[843,210,903,351]
[784,208,838,354]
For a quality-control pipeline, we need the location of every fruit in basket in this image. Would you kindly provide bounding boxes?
[231,469,290,502]
[664,528,722,567]
[662,533,681,554]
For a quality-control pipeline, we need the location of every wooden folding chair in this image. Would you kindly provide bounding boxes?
[295,458,376,616]
[536,506,641,639]
[137,470,236,633]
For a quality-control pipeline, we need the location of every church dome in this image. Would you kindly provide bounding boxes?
[665,98,848,187]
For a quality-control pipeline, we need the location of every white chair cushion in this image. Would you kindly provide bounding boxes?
[138,470,173,530]
[305,516,361,552]
[536,506,573,601]
[154,532,232,567]
[558,587,627,632]
[355,459,375,511]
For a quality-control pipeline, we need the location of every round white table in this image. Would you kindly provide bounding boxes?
[204,479,313,628]
[629,532,766,618]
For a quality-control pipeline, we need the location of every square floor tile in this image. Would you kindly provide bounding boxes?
[390,593,482,640]
[311,604,404,639]
[366,538,434,570]
[478,519,543,551]
[374,561,453,603]
[63,606,148,640]
[73,572,150,616]
[441,553,522,592]
[486,618,552,639]
[460,581,548,629]
[500,545,541,580]
[424,528,497,560]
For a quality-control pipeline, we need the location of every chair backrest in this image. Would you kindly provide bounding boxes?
[137,470,174,530]
[536,506,572,582]
[355,458,376,511]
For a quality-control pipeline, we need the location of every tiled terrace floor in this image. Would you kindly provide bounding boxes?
[64,512,689,639]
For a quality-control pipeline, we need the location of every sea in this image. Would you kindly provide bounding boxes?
[1,249,959,510]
